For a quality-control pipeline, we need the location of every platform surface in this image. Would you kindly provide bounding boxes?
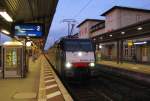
[0,55,42,101]
[98,60,150,74]
[0,54,73,101]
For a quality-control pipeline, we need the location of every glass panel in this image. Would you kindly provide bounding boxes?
[64,40,93,51]
[4,47,22,75]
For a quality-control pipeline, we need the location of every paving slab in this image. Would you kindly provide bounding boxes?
[0,55,42,101]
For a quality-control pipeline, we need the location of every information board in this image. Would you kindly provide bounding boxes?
[13,23,43,37]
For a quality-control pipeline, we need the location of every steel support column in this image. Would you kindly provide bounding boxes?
[117,40,120,64]
[120,40,124,64]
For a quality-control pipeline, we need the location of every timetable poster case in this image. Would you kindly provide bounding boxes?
[12,23,44,38]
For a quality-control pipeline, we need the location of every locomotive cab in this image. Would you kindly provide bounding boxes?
[55,38,97,79]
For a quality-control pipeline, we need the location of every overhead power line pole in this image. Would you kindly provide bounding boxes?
[62,19,76,36]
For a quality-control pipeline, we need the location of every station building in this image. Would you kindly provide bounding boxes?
[77,19,105,38]
[77,6,150,63]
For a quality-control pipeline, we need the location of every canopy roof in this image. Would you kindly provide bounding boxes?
[0,0,58,48]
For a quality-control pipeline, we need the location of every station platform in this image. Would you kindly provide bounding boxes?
[97,60,150,85]
[0,55,73,101]
[98,60,150,74]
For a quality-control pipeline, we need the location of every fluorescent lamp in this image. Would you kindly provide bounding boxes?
[134,41,147,45]
[0,11,13,22]
[137,27,143,31]
[1,29,10,35]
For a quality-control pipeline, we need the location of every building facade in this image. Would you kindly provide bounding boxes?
[102,6,150,32]
[77,6,150,63]
[77,19,104,38]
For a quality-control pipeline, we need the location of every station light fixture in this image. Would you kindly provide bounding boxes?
[137,27,143,31]
[26,36,30,39]
[109,34,112,37]
[3,41,23,45]
[0,11,13,22]
[26,36,30,40]
[26,41,32,47]
[121,31,125,35]
[134,41,147,45]
[1,29,10,35]
[99,44,102,49]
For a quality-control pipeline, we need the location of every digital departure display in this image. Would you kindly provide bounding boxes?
[14,23,43,37]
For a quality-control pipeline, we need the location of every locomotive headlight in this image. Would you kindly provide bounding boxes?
[65,62,72,69]
[78,52,82,57]
[89,62,95,67]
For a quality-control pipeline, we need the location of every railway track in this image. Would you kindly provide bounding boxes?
[67,81,114,101]
[45,55,150,101]
[96,75,150,101]
[64,67,150,101]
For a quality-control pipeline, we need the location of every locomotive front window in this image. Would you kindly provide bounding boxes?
[79,42,93,51]
[64,40,93,51]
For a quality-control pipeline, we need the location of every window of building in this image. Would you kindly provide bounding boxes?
[136,14,141,22]
[85,28,87,34]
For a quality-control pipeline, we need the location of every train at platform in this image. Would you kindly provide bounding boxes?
[49,38,98,79]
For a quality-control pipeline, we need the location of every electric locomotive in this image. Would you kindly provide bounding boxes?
[53,38,97,79]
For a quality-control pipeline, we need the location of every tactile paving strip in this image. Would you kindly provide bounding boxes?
[38,61,64,101]
[44,67,64,101]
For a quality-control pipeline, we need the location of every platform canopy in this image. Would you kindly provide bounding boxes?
[0,0,58,48]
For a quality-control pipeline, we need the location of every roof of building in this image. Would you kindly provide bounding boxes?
[92,18,150,43]
[90,21,105,33]
[91,20,105,28]
[77,19,104,28]
[101,6,150,16]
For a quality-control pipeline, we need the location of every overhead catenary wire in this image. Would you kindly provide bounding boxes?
[61,0,93,36]
[73,0,93,18]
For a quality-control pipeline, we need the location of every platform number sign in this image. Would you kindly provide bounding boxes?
[14,23,43,38]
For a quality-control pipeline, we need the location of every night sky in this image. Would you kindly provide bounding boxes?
[44,0,150,50]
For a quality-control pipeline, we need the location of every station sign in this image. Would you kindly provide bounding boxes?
[12,23,44,38]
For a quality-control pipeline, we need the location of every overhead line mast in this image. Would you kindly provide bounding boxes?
[62,19,76,36]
